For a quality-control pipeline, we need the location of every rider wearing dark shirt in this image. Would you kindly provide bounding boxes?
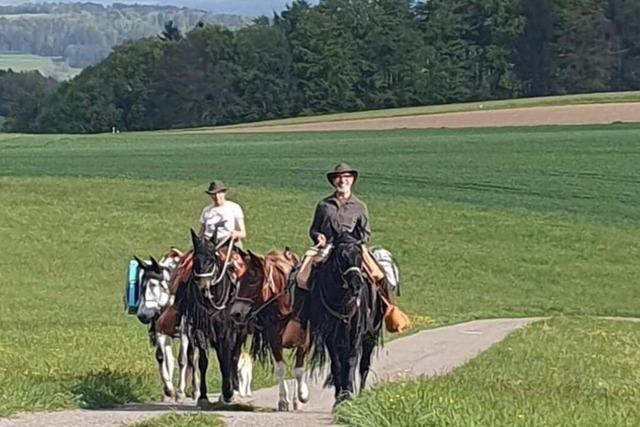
[309,193,370,246]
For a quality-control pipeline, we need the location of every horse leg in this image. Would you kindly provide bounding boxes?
[245,358,253,398]
[231,331,246,396]
[294,346,309,404]
[359,335,376,394]
[269,335,290,411]
[336,338,359,405]
[325,344,342,402]
[214,328,236,404]
[176,331,190,401]
[156,334,175,402]
[196,344,210,407]
[189,342,201,402]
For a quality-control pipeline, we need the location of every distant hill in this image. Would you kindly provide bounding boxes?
[0,2,250,68]
[0,1,312,17]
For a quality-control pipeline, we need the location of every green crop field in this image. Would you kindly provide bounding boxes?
[0,124,639,418]
[0,53,82,80]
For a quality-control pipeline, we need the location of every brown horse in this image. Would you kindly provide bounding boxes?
[229,248,310,411]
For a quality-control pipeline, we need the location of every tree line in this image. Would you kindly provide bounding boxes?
[5,0,640,134]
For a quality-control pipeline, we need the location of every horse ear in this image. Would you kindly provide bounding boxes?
[236,247,248,258]
[190,228,199,247]
[134,256,147,269]
[247,250,264,264]
[149,256,161,272]
[284,246,293,260]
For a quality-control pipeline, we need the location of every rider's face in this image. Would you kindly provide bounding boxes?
[332,173,354,194]
[211,191,226,206]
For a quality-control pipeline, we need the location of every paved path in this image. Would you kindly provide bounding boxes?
[0,318,541,427]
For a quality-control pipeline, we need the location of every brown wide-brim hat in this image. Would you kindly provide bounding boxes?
[204,180,228,195]
[326,162,359,185]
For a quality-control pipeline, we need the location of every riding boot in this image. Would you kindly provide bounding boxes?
[379,279,395,306]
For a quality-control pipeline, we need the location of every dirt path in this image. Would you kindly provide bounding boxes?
[0,318,541,427]
[193,102,640,133]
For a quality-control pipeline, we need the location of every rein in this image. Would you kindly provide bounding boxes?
[235,266,283,323]
[193,237,236,285]
[207,278,232,311]
[318,265,362,323]
[212,240,235,286]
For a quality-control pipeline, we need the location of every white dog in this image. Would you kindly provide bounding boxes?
[237,352,253,398]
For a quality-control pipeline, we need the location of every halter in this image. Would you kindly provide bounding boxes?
[139,264,174,308]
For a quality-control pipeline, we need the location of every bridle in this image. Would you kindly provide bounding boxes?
[319,263,363,323]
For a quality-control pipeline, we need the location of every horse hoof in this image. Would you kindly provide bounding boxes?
[298,387,310,404]
[175,392,186,402]
[278,400,290,412]
[217,394,235,405]
[333,391,354,409]
[161,394,173,403]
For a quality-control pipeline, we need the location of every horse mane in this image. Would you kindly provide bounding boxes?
[169,251,193,295]
[248,250,300,363]
[262,250,299,304]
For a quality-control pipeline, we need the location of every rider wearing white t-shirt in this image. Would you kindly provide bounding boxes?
[198,180,246,248]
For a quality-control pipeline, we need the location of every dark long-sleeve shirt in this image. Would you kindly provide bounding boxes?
[309,194,370,245]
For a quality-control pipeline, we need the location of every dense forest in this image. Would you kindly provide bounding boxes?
[4,0,640,133]
[0,2,248,67]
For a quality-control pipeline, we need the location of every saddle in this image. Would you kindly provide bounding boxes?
[291,245,411,334]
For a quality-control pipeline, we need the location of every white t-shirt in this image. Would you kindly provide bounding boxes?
[199,201,244,243]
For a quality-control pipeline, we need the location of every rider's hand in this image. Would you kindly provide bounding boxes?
[316,233,327,248]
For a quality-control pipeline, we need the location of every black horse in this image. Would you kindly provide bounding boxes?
[175,228,248,406]
[308,240,385,408]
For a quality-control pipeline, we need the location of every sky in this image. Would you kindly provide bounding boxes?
[0,0,318,16]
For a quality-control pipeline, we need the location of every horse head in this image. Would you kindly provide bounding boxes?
[229,249,266,325]
[190,227,220,291]
[230,247,299,326]
[332,241,366,296]
[135,253,177,324]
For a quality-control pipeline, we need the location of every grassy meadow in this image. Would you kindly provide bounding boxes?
[1,125,639,417]
[336,318,640,427]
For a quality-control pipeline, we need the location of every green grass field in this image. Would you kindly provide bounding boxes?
[130,413,223,427]
[336,318,640,427]
[172,91,640,130]
[0,125,639,418]
[0,53,82,80]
